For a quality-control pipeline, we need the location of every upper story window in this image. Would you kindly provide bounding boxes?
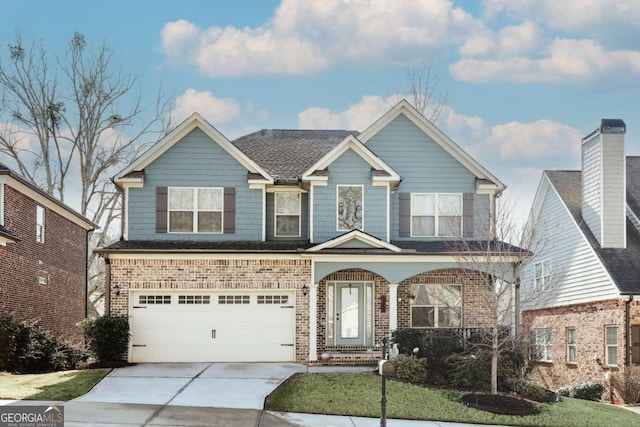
[36,205,45,243]
[337,185,363,231]
[410,284,461,328]
[168,187,222,233]
[275,193,301,237]
[530,329,552,362]
[534,259,552,292]
[411,193,462,237]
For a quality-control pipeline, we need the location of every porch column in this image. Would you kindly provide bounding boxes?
[388,284,399,333]
[308,283,318,362]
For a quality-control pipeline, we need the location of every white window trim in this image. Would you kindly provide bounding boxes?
[534,259,552,292]
[410,193,462,237]
[531,329,553,362]
[167,187,223,234]
[336,185,364,232]
[410,284,462,328]
[566,327,577,364]
[36,205,45,243]
[274,192,301,237]
[605,326,618,367]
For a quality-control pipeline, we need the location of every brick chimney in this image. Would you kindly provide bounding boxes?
[581,119,626,248]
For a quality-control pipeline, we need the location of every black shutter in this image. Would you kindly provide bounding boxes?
[399,193,411,237]
[463,193,474,238]
[223,187,235,234]
[632,325,640,364]
[156,187,168,233]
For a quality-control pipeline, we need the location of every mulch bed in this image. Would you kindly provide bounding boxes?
[461,393,540,416]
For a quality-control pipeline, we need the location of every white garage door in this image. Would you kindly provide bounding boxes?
[129,291,295,363]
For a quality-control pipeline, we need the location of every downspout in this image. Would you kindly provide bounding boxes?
[514,277,521,338]
[625,295,634,366]
[104,257,112,317]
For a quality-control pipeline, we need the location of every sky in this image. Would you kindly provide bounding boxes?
[1,0,640,225]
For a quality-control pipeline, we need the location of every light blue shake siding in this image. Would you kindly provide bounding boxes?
[128,128,263,240]
[365,114,490,240]
[313,148,387,242]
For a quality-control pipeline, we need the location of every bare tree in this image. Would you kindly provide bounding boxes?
[406,58,448,123]
[0,32,172,315]
[443,199,558,394]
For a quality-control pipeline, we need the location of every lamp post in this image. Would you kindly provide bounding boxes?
[379,336,394,427]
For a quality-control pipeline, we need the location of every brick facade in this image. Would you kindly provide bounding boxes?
[523,299,640,402]
[0,185,87,343]
[108,257,312,363]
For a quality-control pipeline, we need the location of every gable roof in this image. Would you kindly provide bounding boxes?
[543,162,640,294]
[302,134,401,183]
[359,99,505,192]
[114,113,273,185]
[306,230,403,253]
[231,129,359,184]
[0,163,96,231]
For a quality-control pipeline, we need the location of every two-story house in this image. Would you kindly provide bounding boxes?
[0,163,96,343]
[99,100,524,364]
[522,119,640,401]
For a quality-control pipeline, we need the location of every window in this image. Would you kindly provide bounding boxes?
[606,326,618,366]
[275,193,301,237]
[168,187,222,233]
[257,295,289,304]
[567,328,576,363]
[218,295,250,304]
[534,259,552,292]
[38,276,48,285]
[411,193,461,237]
[36,205,45,243]
[530,329,552,362]
[139,295,171,304]
[411,284,461,328]
[337,185,363,231]
[178,295,211,304]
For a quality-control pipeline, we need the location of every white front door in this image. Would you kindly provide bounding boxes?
[327,282,374,346]
[129,291,295,363]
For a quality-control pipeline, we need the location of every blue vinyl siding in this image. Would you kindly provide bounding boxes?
[365,114,489,239]
[313,149,387,242]
[128,128,262,240]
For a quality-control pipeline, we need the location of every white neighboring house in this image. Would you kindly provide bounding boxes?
[522,119,640,403]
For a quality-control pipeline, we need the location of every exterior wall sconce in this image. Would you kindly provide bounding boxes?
[113,284,121,296]
[302,284,309,296]
[408,294,416,305]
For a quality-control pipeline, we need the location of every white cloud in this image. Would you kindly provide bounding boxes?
[160,0,481,77]
[451,38,640,83]
[171,89,241,124]
[298,95,398,131]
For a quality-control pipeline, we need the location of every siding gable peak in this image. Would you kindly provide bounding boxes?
[302,134,400,185]
[114,113,273,186]
[306,229,403,252]
[359,99,504,194]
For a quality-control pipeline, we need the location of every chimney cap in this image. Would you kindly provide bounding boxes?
[600,119,626,134]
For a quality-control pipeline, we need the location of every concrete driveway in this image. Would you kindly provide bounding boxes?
[65,363,307,426]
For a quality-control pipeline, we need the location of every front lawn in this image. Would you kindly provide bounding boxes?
[0,369,109,401]
[265,373,639,427]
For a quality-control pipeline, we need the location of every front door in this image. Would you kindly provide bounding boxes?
[328,282,374,346]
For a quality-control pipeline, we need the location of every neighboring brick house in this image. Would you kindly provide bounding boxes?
[0,163,96,343]
[98,100,524,364]
[522,119,640,401]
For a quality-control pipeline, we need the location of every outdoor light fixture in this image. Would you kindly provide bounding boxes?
[302,284,309,296]
[408,293,416,305]
[113,284,121,296]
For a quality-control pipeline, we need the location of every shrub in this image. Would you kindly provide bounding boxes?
[446,352,490,390]
[0,311,82,373]
[558,381,604,401]
[392,354,428,384]
[82,316,130,363]
[611,370,640,404]
[503,377,557,403]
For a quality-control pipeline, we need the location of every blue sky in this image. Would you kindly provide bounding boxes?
[2,0,640,223]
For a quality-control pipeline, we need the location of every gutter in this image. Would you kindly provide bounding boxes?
[625,294,634,366]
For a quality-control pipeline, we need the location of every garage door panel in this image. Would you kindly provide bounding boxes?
[130,291,295,363]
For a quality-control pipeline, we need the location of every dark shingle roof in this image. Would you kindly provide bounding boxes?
[98,238,526,256]
[231,129,359,184]
[546,159,640,294]
[0,224,18,242]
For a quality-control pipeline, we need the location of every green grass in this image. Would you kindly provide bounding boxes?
[0,369,109,401]
[265,373,639,427]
